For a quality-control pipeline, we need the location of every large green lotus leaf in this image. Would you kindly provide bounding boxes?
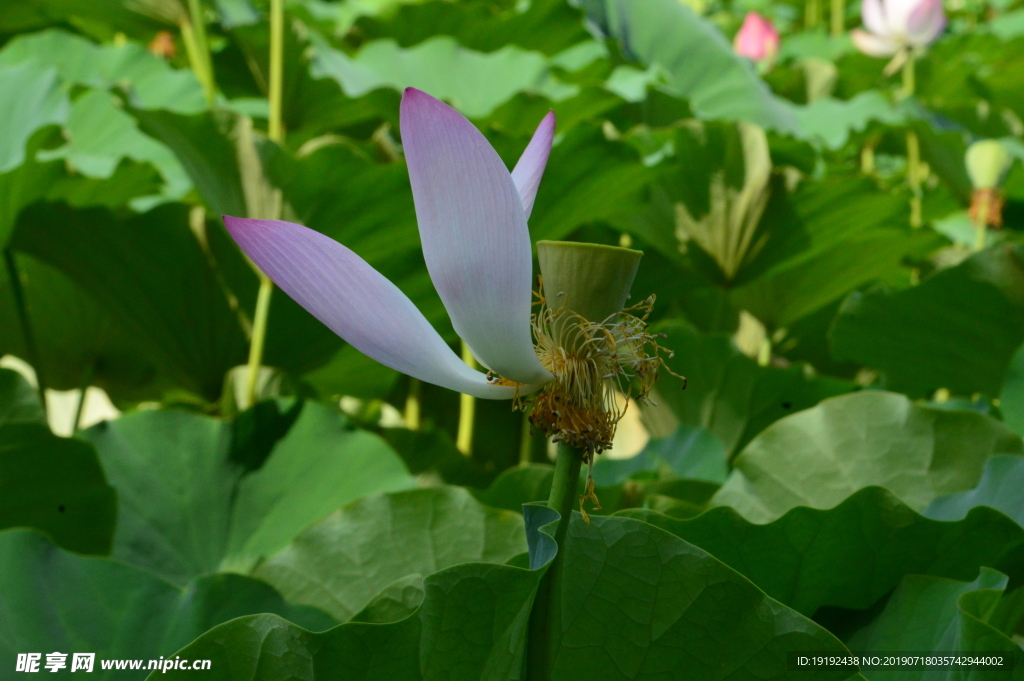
[0,29,205,114]
[131,109,247,219]
[355,0,591,56]
[79,402,413,585]
[309,33,575,119]
[577,0,797,132]
[0,424,116,555]
[591,425,729,487]
[0,528,335,681]
[540,513,852,681]
[788,91,903,151]
[830,245,1024,399]
[0,367,44,426]
[731,174,945,328]
[476,464,557,513]
[10,202,248,402]
[253,486,527,622]
[847,568,1024,681]
[528,123,660,243]
[0,253,165,402]
[619,486,1024,616]
[152,506,852,681]
[655,320,854,459]
[925,455,1024,528]
[713,391,1024,523]
[1001,343,1024,436]
[0,60,67,173]
[39,90,190,200]
[0,130,64,245]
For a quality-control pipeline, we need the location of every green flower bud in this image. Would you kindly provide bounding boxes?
[965,140,1012,190]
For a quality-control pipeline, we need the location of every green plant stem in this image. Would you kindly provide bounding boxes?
[456,342,476,456]
[71,363,95,434]
[806,0,821,29]
[526,442,583,681]
[973,191,990,251]
[181,0,216,105]
[519,413,533,465]
[3,248,46,413]
[901,56,922,228]
[268,0,285,143]
[243,0,285,408]
[831,0,844,36]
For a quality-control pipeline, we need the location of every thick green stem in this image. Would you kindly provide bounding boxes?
[456,342,476,456]
[519,413,534,465]
[526,442,583,680]
[243,0,285,408]
[4,248,46,412]
[830,0,844,36]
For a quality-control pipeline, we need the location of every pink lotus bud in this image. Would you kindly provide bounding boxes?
[734,12,780,63]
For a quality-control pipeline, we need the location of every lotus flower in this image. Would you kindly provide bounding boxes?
[733,12,780,64]
[851,0,946,57]
[224,88,557,399]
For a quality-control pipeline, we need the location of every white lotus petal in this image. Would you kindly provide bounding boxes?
[852,28,901,56]
[511,110,555,219]
[400,88,552,385]
[224,216,538,399]
[861,0,891,38]
[883,0,920,34]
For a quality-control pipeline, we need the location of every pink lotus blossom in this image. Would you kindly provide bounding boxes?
[224,88,556,398]
[852,0,946,57]
[734,12,780,63]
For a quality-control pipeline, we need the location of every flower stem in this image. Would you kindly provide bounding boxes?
[901,56,923,229]
[243,0,285,408]
[267,0,285,143]
[181,0,216,106]
[973,191,991,251]
[3,248,46,413]
[456,341,476,456]
[526,441,583,681]
[830,0,844,36]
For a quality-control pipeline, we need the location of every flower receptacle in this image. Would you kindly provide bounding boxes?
[536,240,642,325]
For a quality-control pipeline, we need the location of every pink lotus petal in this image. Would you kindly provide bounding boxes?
[400,88,552,386]
[224,216,535,399]
[906,0,946,46]
[511,110,555,219]
[852,28,901,56]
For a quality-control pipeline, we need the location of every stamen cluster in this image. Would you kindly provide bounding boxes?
[526,289,682,458]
